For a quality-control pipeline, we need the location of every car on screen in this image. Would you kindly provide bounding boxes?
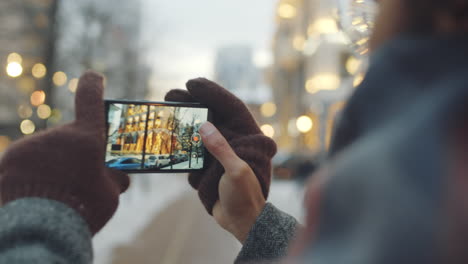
[147,155,172,168]
[106,157,142,170]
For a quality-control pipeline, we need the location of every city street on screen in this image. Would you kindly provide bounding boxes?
[105,103,208,171]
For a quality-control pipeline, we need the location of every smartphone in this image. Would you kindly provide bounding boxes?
[104,99,212,173]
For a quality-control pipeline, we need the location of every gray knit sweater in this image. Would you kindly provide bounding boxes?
[0,199,297,263]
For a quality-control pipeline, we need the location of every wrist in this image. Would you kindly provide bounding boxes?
[231,201,267,243]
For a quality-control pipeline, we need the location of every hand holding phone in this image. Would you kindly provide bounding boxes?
[165,78,277,215]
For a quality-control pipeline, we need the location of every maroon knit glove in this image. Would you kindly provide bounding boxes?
[0,71,130,235]
[165,78,277,214]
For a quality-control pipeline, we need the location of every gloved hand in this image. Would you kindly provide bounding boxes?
[165,78,277,215]
[0,71,130,235]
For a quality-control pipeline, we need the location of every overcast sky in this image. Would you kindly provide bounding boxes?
[140,0,277,100]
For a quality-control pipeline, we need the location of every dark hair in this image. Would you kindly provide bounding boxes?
[406,0,468,32]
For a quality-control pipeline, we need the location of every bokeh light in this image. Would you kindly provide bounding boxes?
[308,17,339,36]
[32,63,47,79]
[6,62,23,77]
[306,73,340,94]
[260,124,275,138]
[30,90,46,106]
[17,104,33,119]
[346,56,361,75]
[260,102,277,118]
[0,136,11,153]
[37,104,52,119]
[20,120,36,135]
[353,73,365,87]
[277,3,296,19]
[296,115,313,133]
[293,35,306,51]
[53,71,67,86]
[7,52,22,63]
[68,78,79,93]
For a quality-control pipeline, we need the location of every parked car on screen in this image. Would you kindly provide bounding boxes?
[147,155,172,168]
[106,157,142,170]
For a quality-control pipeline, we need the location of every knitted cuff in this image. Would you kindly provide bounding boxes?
[0,183,116,235]
[192,134,277,214]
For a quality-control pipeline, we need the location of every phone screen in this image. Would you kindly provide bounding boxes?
[104,100,210,173]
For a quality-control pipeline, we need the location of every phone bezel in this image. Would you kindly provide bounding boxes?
[104,99,212,174]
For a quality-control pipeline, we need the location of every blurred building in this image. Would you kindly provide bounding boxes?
[271,0,363,154]
[214,45,274,135]
[51,0,150,123]
[0,0,58,153]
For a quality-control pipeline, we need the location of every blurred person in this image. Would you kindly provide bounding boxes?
[167,0,468,263]
[1,1,468,264]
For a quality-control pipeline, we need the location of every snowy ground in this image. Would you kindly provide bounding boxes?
[93,174,305,264]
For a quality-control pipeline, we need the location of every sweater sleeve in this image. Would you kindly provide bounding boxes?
[0,198,93,264]
[235,203,299,264]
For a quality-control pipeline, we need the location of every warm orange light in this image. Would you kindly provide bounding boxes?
[30,90,46,106]
[0,136,11,153]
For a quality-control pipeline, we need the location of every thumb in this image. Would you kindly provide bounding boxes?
[106,168,130,193]
[199,122,244,173]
